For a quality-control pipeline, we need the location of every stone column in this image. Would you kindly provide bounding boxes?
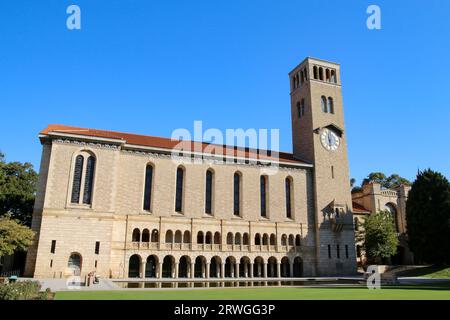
[206,263,210,278]
[140,262,146,279]
[244,263,248,278]
[220,263,225,278]
[174,262,179,279]
[236,263,240,278]
[158,262,163,279]
[290,262,295,277]
[191,262,195,279]
[249,263,254,278]
[277,263,281,278]
[263,263,267,278]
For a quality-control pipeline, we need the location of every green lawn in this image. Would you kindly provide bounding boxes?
[398,266,450,278]
[55,284,450,300]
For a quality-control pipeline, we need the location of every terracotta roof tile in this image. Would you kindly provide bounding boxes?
[40,124,311,166]
[352,201,371,213]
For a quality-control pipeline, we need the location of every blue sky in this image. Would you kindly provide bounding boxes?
[0,0,449,185]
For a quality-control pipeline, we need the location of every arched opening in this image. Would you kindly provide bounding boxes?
[183,231,191,243]
[262,234,269,246]
[128,254,140,278]
[210,256,221,278]
[235,233,242,245]
[288,234,294,246]
[253,257,264,277]
[145,255,157,278]
[68,252,82,276]
[243,233,249,245]
[132,228,140,242]
[240,257,250,277]
[205,232,212,244]
[174,230,182,244]
[328,97,334,114]
[326,68,330,82]
[319,67,324,80]
[321,96,328,113]
[165,230,173,244]
[142,229,150,243]
[313,66,318,79]
[225,257,236,277]
[151,229,159,242]
[385,203,399,232]
[281,257,290,277]
[255,233,261,245]
[281,234,287,246]
[331,70,336,83]
[162,255,174,278]
[295,235,301,246]
[214,232,221,244]
[197,231,204,244]
[268,257,277,277]
[226,232,233,245]
[269,234,276,246]
[178,256,190,278]
[195,256,206,278]
[293,257,303,277]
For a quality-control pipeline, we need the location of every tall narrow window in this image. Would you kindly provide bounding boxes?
[345,245,349,259]
[175,167,184,213]
[285,177,292,219]
[328,97,334,114]
[143,164,153,211]
[331,70,336,83]
[319,67,324,80]
[205,169,213,214]
[313,66,318,79]
[95,241,100,255]
[321,96,328,113]
[331,166,335,179]
[233,172,241,216]
[327,244,332,259]
[50,240,56,254]
[71,155,84,203]
[260,175,268,217]
[296,102,301,119]
[82,156,95,204]
[336,245,341,259]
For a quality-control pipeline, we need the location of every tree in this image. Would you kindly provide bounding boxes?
[406,169,450,264]
[362,172,411,189]
[359,210,399,263]
[0,151,38,226]
[0,214,35,258]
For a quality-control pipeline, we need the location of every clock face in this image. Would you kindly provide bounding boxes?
[320,128,340,151]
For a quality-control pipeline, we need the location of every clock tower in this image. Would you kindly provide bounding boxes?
[289,57,356,275]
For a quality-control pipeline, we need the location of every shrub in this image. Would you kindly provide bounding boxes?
[0,280,53,300]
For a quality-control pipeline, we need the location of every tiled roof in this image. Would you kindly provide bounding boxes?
[40,124,311,166]
[352,201,371,213]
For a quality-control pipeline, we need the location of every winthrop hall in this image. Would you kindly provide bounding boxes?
[25,57,358,280]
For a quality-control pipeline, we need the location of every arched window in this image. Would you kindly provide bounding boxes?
[255,233,261,245]
[132,228,140,242]
[326,69,330,81]
[82,156,95,205]
[235,233,241,245]
[285,177,292,219]
[295,235,301,246]
[300,71,304,85]
[313,66,318,79]
[183,231,190,243]
[319,67,324,80]
[233,172,241,216]
[281,234,287,246]
[142,229,150,242]
[151,229,159,242]
[165,230,173,243]
[226,232,233,245]
[260,175,268,217]
[197,231,204,244]
[143,164,154,211]
[205,169,213,214]
[175,230,182,243]
[243,233,249,245]
[331,70,336,83]
[205,232,212,244]
[296,102,301,119]
[175,167,184,213]
[328,97,334,114]
[71,155,84,204]
[321,96,328,113]
[214,232,221,244]
[270,234,276,245]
